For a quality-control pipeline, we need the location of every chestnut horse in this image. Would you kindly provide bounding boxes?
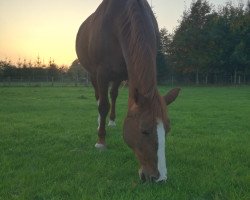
[76,0,180,182]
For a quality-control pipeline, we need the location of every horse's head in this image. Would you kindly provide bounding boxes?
[123,88,180,182]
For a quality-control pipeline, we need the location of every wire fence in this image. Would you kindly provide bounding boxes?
[0,77,91,87]
[1,74,249,88]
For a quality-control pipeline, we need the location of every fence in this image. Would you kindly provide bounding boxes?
[0,77,91,87]
[1,73,249,87]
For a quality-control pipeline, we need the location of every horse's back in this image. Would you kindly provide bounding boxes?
[76,0,127,79]
[76,0,157,81]
[75,14,93,71]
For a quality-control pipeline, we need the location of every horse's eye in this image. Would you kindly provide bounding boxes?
[142,131,150,135]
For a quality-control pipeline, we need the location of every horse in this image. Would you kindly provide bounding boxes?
[76,0,180,182]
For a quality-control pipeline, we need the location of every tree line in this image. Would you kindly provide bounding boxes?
[0,0,249,85]
[157,0,250,85]
[0,58,88,85]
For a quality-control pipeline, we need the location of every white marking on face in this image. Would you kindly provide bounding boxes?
[156,119,167,182]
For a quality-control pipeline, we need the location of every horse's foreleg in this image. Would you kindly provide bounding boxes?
[108,81,121,127]
[95,75,110,149]
[90,76,100,128]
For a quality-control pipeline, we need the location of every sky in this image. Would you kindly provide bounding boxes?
[0,0,247,66]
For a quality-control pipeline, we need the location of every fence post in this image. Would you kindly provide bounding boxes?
[234,69,237,85]
[8,77,11,86]
[171,75,174,87]
[196,69,199,85]
[52,76,54,86]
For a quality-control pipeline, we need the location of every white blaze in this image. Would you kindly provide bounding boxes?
[156,119,167,182]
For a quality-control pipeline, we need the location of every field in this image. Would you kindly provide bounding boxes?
[0,86,249,200]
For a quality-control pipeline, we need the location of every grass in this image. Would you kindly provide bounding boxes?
[0,86,249,200]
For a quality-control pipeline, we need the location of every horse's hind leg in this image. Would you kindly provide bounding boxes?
[91,76,99,102]
[95,74,110,149]
[108,80,121,127]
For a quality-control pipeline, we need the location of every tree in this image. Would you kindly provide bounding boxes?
[156,28,172,83]
[215,2,247,84]
[170,0,212,84]
[169,0,250,84]
[242,1,250,83]
[68,59,89,85]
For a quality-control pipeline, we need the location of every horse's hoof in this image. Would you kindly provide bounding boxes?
[108,120,116,127]
[95,143,106,150]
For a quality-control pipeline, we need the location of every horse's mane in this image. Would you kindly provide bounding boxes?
[119,0,167,125]
[120,0,158,95]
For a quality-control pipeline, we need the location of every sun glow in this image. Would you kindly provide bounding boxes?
[0,0,102,66]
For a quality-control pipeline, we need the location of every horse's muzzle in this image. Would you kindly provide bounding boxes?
[138,168,159,182]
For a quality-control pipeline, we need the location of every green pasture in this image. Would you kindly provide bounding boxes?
[0,86,249,199]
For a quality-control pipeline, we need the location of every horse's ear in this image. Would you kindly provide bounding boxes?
[164,88,181,105]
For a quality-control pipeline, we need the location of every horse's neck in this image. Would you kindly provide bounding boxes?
[117,0,157,98]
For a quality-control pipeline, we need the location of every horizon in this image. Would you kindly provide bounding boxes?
[0,0,247,66]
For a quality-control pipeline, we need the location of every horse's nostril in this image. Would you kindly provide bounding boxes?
[139,169,161,182]
[141,173,146,182]
[138,169,146,182]
[149,176,158,182]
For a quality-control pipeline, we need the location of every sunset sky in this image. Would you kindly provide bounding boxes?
[0,0,246,66]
